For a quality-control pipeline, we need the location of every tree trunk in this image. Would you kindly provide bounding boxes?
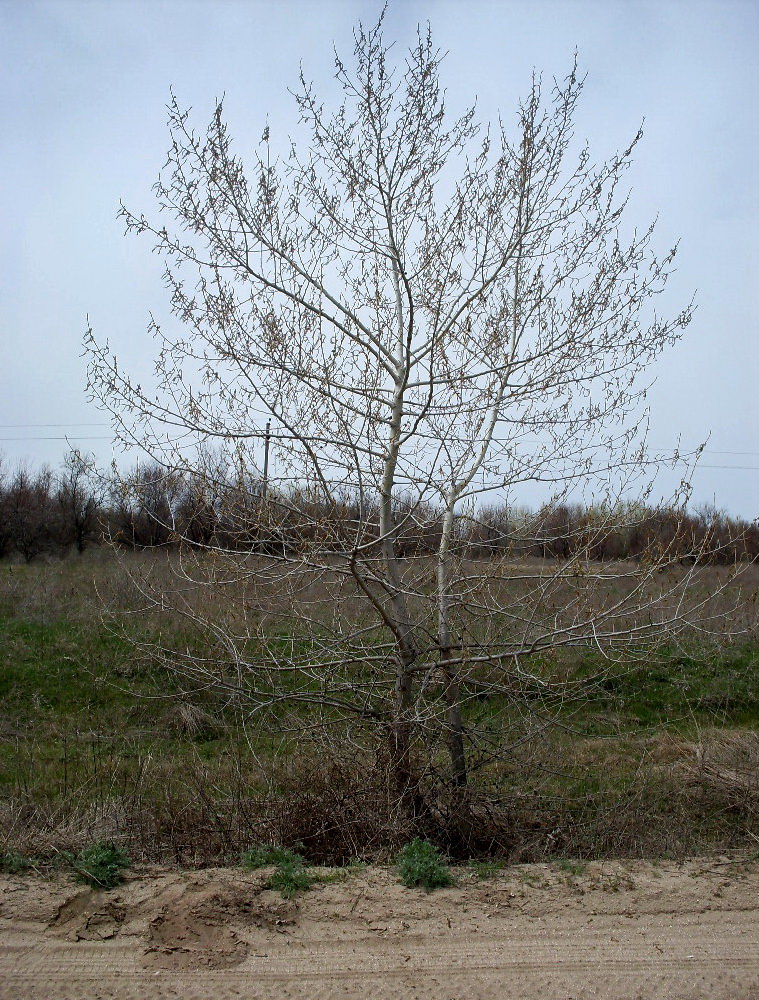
[438,503,468,787]
[442,656,467,787]
[390,664,414,811]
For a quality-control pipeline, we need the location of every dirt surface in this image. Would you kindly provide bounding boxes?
[1,858,758,999]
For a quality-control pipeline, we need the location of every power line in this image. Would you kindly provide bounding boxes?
[2,423,759,458]
[698,465,759,471]
[702,450,759,457]
[0,436,114,442]
[2,425,759,456]
[0,423,110,429]
[1,441,757,471]
[1,422,758,470]
[0,420,759,457]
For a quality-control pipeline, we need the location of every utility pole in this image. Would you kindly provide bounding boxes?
[262,420,271,502]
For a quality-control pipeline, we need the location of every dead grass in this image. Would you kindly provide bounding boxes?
[1,551,757,867]
[683,730,759,812]
[2,731,757,867]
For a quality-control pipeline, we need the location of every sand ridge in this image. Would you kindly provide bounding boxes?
[1,857,757,998]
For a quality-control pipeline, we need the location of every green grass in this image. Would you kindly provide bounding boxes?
[568,645,759,731]
[266,860,313,899]
[241,844,314,898]
[312,859,368,884]
[241,847,365,896]
[461,644,759,737]
[241,844,305,869]
[553,858,588,877]
[0,556,757,866]
[64,841,130,890]
[0,615,176,726]
[0,850,35,874]
[397,839,453,892]
[469,859,506,880]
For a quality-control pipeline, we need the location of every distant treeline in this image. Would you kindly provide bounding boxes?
[1,453,756,564]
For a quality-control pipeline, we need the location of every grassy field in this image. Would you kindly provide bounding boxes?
[1,551,757,867]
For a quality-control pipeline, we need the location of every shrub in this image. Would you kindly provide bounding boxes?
[0,850,34,874]
[397,838,453,892]
[66,841,130,890]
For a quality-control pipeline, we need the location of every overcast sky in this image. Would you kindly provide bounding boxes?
[1,0,757,517]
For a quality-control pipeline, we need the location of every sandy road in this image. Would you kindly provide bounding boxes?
[1,858,757,999]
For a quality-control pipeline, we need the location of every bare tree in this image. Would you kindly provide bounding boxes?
[56,450,104,554]
[86,15,740,814]
[3,463,59,563]
[0,454,11,559]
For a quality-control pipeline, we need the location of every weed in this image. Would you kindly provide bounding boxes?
[65,841,130,890]
[241,844,305,869]
[553,858,588,877]
[469,859,506,880]
[345,857,368,873]
[601,873,635,893]
[242,842,314,898]
[312,860,367,885]
[397,838,453,892]
[0,850,34,874]
[266,859,313,899]
[518,869,546,887]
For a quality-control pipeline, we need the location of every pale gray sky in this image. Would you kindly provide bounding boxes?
[1,0,757,516]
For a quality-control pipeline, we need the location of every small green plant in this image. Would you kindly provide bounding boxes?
[241,844,305,869]
[518,869,545,887]
[241,843,314,898]
[469,859,506,880]
[397,838,453,892]
[0,850,34,874]
[306,858,368,886]
[554,858,588,877]
[267,859,313,899]
[602,872,636,893]
[65,841,130,890]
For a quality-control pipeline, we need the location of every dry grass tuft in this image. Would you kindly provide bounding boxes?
[684,731,759,812]
[163,703,223,741]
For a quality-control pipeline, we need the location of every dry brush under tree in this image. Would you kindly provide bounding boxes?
[86,15,747,819]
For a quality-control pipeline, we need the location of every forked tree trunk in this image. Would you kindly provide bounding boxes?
[380,254,422,814]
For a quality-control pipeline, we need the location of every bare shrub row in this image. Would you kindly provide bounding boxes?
[1,452,756,564]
